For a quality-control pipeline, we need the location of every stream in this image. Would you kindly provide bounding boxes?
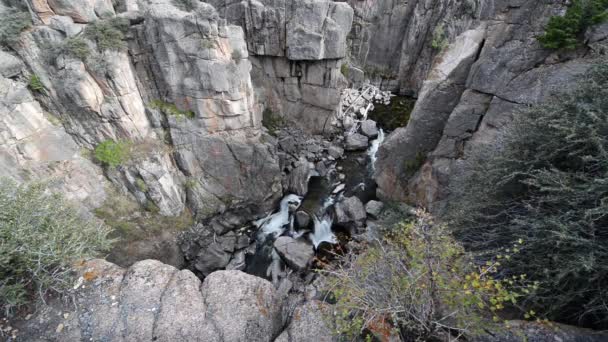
[245,126,386,282]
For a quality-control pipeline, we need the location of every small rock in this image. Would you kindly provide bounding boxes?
[56,323,64,333]
[365,200,384,219]
[332,184,345,194]
[274,236,314,272]
[345,133,369,151]
[338,173,346,181]
[328,145,344,159]
[295,211,310,228]
[360,120,379,138]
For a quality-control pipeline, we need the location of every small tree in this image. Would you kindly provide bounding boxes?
[448,61,608,327]
[538,0,608,49]
[324,210,532,341]
[0,179,114,315]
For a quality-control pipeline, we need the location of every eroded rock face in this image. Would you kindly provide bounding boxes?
[374,1,604,210]
[13,259,284,342]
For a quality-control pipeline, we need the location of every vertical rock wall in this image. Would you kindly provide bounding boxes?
[374,0,607,211]
[208,0,354,134]
[1,0,283,221]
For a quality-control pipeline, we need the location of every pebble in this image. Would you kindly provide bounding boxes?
[56,323,64,333]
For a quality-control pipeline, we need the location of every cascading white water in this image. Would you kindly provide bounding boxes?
[309,215,337,249]
[368,128,385,171]
[255,194,302,240]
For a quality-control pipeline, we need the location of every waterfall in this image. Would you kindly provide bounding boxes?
[368,128,385,171]
[255,194,302,240]
[309,215,337,249]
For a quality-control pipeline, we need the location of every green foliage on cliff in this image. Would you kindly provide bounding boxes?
[28,74,45,93]
[149,100,196,119]
[325,210,535,341]
[449,62,608,327]
[84,17,130,51]
[0,8,31,47]
[538,0,608,49]
[94,140,130,168]
[0,179,114,316]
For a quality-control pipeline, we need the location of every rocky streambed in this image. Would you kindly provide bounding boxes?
[178,85,396,290]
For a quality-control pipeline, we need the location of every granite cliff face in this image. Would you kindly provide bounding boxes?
[371,0,608,210]
[208,0,353,133]
[2,0,284,222]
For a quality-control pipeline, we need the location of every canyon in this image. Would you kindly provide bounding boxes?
[1,0,608,341]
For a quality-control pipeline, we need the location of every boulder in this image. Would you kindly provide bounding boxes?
[295,211,311,228]
[365,200,384,219]
[328,144,345,159]
[360,120,379,138]
[345,133,369,151]
[275,301,334,342]
[274,236,315,271]
[334,196,366,224]
[288,158,312,196]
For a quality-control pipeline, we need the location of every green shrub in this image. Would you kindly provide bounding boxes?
[150,99,196,119]
[431,24,448,50]
[324,210,533,340]
[0,178,114,315]
[28,74,45,93]
[55,36,91,60]
[0,8,31,47]
[538,0,608,50]
[448,62,608,327]
[84,17,129,51]
[94,140,130,168]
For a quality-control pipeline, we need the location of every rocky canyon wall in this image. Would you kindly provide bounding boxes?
[208,0,353,133]
[1,0,283,224]
[373,0,608,211]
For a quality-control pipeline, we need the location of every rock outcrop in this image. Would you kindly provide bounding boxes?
[373,1,606,210]
[208,0,354,133]
[12,259,284,342]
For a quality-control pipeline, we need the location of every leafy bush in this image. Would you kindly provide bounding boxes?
[324,210,533,341]
[431,24,448,50]
[538,0,608,49]
[448,62,608,327]
[0,178,114,315]
[0,8,31,47]
[54,36,91,60]
[94,140,130,168]
[84,17,129,51]
[28,74,45,93]
[150,99,196,119]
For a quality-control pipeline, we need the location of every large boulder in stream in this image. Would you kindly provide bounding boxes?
[274,236,315,271]
[345,133,369,151]
[334,196,367,225]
